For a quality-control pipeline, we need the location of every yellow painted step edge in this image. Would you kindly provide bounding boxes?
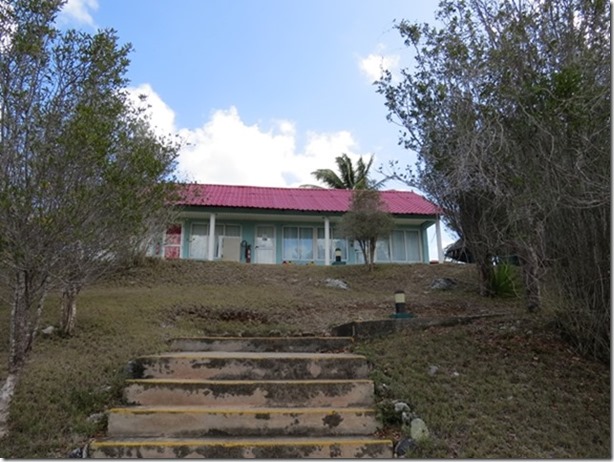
[126,379,372,385]
[140,352,366,359]
[108,407,376,415]
[170,336,353,340]
[90,439,392,449]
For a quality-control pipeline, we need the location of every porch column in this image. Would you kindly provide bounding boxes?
[435,215,444,263]
[207,213,216,261]
[324,217,331,266]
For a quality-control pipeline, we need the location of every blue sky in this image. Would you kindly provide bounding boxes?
[57,0,456,256]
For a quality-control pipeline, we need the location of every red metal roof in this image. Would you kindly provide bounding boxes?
[177,184,440,216]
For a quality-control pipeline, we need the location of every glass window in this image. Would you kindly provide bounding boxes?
[391,230,407,261]
[298,227,313,260]
[225,225,241,237]
[406,231,421,262]
[375,237,391,262]
[283,227,299,260]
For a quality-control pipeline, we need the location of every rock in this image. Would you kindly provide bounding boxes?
[394,401,411,413]
[410,418,430,441]
[394,437,416,457]
[376,383,391,397]
[86,412,105,424]
[41,326,55,335]
[67,447,84,458]
[324,278,349,290]
[451,371,460,378]
[428,365,439,376]
[430,277,457,290]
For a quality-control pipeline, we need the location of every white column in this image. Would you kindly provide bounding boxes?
[324,217,331,266]
[207,213,216,261]
[435,215,444,263]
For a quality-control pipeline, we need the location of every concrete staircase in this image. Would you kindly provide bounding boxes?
[88,336,393,458]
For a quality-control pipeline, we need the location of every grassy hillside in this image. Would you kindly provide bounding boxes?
[0,260,609,458]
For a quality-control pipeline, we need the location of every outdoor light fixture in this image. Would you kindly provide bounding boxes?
[391,290,413,319]
[394,290,406,314]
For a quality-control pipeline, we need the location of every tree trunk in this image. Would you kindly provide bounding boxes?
[8,270,47,374]
[60,284,80,336]
[368,239,376,272]
[0,373,19,438]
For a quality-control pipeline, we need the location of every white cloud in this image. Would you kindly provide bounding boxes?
[58,0,98,27]
[125,84,177,136]
[122,84,374,188]
[359,53,400,82]
[176,106,366,187]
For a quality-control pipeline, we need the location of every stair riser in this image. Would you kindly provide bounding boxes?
[124,381,374,408]
[135,357,369,380]
[89,441,392,458]
[108,410,378,437]
[169,337,354,353]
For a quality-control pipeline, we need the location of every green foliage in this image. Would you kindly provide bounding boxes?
[490,262,520,298]
[306,153,386,190]
[377,0,610,357]
[338,189,394,269]
[0,0,180,360]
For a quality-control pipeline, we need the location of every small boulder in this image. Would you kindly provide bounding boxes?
[430,277,457,290]
[86,412,105,424]
[325,278,349,290]
[394,437,416,458]
[410,418,430,441]
[428,365,439,376]
[394,401,411,413]
[41,325,55,336]
[67,447,84,458]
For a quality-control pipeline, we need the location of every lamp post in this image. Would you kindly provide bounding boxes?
[390,290,413,319]
[332,248,346,265]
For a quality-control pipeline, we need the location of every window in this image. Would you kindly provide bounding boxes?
[214,224,241,258]
[283,226,347,262]
[283,227,313,260]
[390,230,422,262]
[353,230,422,263]
[189,223,242,260]
[375,237,391,262]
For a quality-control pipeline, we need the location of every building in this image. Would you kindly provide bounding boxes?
[151,184,444,265]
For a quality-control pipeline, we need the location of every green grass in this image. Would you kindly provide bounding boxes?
[0,259,609,458]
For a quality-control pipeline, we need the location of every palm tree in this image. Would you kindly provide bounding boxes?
[302,153,386,190]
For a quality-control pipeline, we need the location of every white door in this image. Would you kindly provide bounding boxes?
[190,224,208,259]
[255,226,275,264]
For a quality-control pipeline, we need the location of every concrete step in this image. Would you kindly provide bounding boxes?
[124,379,374,408]
[89,436,393,458]
[131,351,370,381]
[107,406,378,437]
[169,336,354,353]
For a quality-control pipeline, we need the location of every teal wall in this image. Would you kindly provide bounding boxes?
[177,215,435,265]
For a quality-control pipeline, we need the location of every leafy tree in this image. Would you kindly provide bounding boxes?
[0,0,179,379]
[377,0,610,359]
[338,189,394,271]
[304,153,386,189]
